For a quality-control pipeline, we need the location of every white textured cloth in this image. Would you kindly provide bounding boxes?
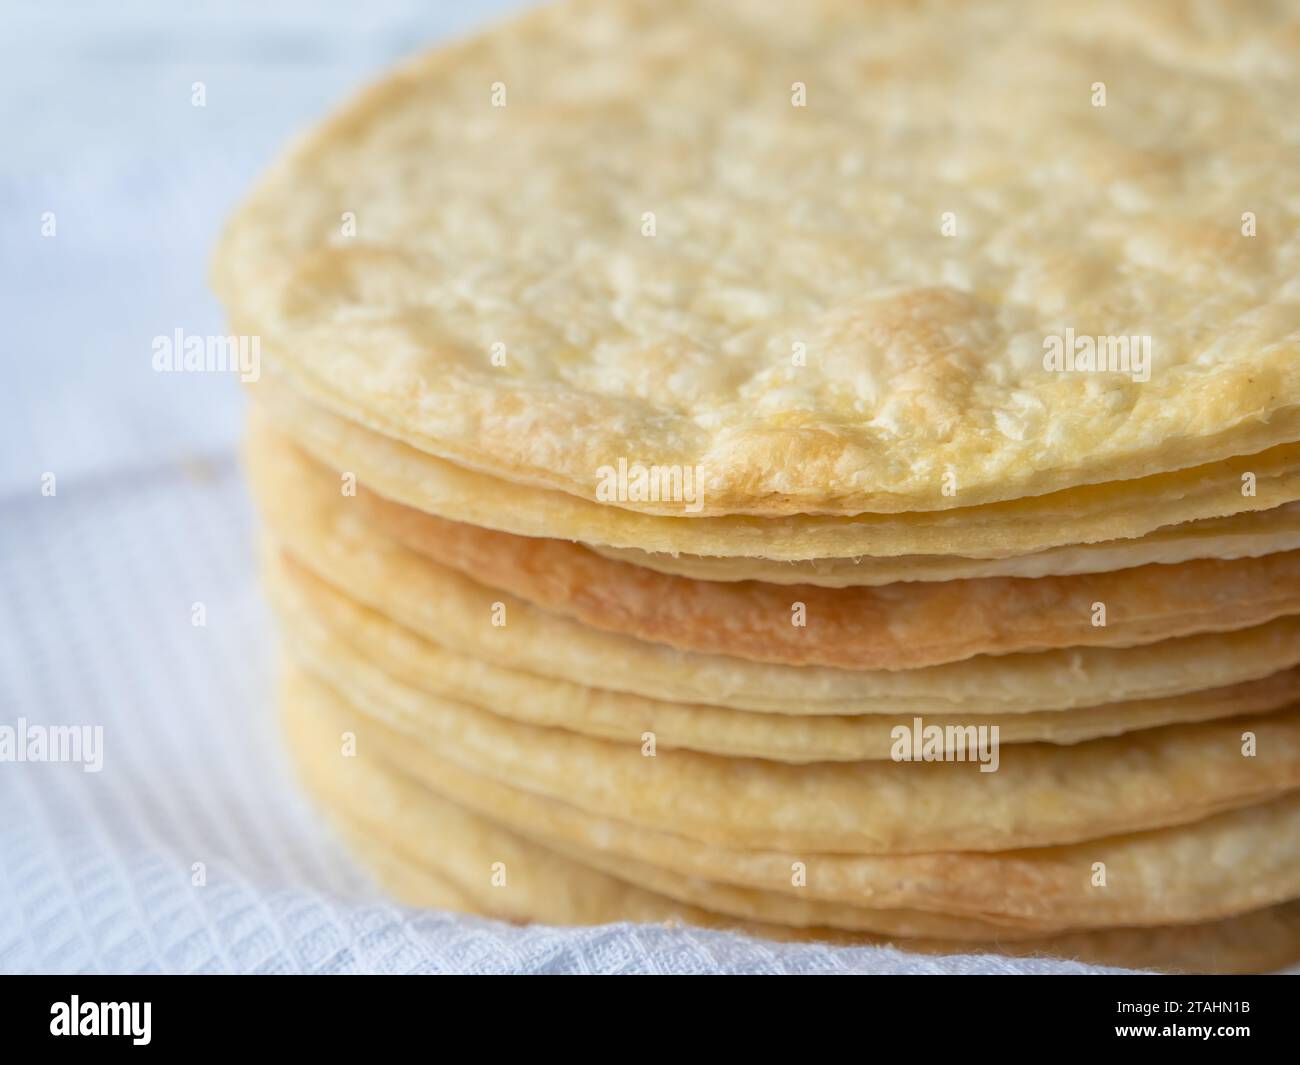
[0,0,1131,975]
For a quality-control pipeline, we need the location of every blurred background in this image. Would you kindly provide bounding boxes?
[4,0,532,485]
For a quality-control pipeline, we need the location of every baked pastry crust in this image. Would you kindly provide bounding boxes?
[249,443,1300,714]
[285,671,1300,972]
[267,547,1300,762]
[286,669,1300,932]
[251,386,1300,560]
[252,422,1300,669]
[215,0,1300,515]
[589,503,1300,585]
[274,624,1300,853]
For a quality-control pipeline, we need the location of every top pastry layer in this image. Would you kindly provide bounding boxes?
[214,0,1300,516]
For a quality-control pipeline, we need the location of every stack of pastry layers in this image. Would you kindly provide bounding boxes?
[215,0,1300,972]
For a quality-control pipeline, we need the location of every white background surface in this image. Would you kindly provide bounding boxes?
[0,0,1130,974]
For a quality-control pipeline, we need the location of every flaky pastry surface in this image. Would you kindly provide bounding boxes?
[215,0,1300,516]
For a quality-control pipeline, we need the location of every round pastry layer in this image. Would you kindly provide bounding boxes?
[251,386,1300,562]
[214,0,1300,517]
[266,546,1300,763]
[269,640,1300,855]
[252,470,1300,714]
[286,663,1300,933]
[283,667,1300,973]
